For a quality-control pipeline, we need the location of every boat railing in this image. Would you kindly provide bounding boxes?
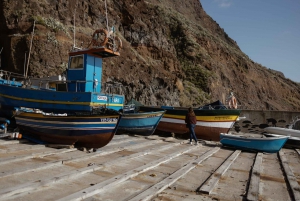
[103,81,124,95]
[0,70,25,81]
[0,69,124,95]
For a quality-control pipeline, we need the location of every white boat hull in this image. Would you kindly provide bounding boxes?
[264,127,300,138]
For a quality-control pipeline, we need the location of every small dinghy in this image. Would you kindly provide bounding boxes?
[264,127,300,138]
[220,133,289,153]
[264,133,300,149]
[264,116,300,138]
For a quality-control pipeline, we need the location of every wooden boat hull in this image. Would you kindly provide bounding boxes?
[15,111,122,148]
[117,110,165,136]
[140,106,240,141]
[220,133,289,153]
[264,127,300,138]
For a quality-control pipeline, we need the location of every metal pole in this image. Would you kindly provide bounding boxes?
[25,20,35,78]
[105,0,109,32]
[0,47,3,68]
[73,9,76,48]
[73,0,78,49]
[23,52,27,77]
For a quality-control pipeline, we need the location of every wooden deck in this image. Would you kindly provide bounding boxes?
[0,134,299,201]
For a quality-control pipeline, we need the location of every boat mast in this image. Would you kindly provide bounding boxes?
[73,12,76,49]
[105,0,109,32]
[25,20,35,79]
[23,52,27,77]
[0,47,3,68]
[73,0,79,49]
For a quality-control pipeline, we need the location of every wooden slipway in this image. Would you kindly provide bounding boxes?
[0,134,300,201]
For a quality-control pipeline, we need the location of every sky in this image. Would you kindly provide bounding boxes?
[200,0,300,83]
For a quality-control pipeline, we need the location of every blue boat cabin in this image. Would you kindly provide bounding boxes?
[67,47,120,93]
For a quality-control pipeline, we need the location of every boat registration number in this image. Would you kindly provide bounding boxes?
[214,116,232,120]
[100,118,118,122]
[97,96,108,101]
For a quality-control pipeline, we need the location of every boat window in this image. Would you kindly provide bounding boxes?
[69,55,84,69]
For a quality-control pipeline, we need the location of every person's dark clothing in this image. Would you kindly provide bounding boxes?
[185,113,197,125]
[188,124,197,143]
[185,111,198,143]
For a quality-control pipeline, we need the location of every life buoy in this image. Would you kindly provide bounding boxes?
[232,96,237,109]
[228,96,238,109]
[88,29,109,48]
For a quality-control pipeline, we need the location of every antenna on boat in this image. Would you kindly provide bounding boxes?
[0,47,3,68]
[73,12,76,49]
[73,0,79,49]
[25,20,35,79]
[23,52,27,77]
[104,0,109,33]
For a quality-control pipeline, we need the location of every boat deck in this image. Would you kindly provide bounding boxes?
[0,134,299,201]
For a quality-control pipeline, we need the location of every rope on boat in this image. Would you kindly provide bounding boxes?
[25,20,35,79]
[105,0,109,33]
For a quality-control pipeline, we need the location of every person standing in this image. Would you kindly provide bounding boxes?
[185,107,198,145]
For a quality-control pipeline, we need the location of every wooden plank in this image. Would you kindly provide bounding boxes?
[246,153,263,201]
[128,147,220,201]
[102,137,144,147]
[0,133,10,138]
[0,144,46,153]
[63,138,163,164]
[278,150,300,201]
[0,142,182,199]
[0,139,28,145]
[199,150,241,194]
[111,134,129,140]
[0,138,164,179]
[0,137,153,166]
[56,145,198,201]
[45,144,74,149]
[0,160,62,179]
[0,148,77,166]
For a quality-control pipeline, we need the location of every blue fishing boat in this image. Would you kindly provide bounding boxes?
[220,133,289,153]
[0,28,124,113]
[0,27,124,148]
[15,108,122,148]
[117,110,165,136]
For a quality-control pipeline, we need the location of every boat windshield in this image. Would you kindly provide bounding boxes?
[69,55,83,69]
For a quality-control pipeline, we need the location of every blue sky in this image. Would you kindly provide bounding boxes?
[200,0,300,83]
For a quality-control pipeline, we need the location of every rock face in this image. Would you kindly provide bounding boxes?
[0,0,299,110]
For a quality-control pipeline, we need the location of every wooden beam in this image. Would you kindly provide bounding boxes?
[278,150,300,201]
[0,141,182,200]
[0,148,76,166]
[128,147,220,201]
[199,150,241,194]
[0,139,28,145]
[56,145,198,201]
[0,138,165,179]
[246,153,263,201]
[0,144,45,153]
[45,144,74,149]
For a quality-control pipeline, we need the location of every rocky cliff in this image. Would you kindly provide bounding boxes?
[1,0,299,111]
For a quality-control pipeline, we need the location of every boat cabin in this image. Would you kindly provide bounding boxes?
[65,47,120,93]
